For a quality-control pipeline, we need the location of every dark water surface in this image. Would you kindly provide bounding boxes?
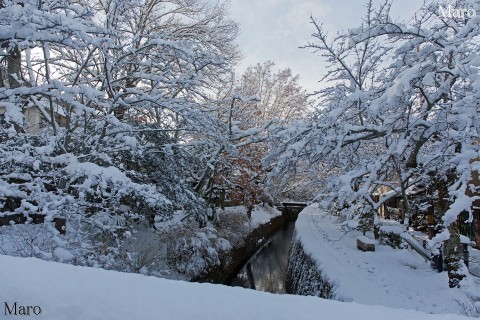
[229,223,295,293]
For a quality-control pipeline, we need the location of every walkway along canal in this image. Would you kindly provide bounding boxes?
[227,203,306,293]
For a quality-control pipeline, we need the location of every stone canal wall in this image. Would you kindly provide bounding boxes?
[193,213,289,284]
[285,232,336,298]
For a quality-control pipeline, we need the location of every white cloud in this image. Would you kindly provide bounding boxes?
[229,0,423,92]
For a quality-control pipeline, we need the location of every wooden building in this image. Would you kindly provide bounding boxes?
[374,184,479,249]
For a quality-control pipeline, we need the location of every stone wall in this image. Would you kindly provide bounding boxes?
[285,233,335,299]
[193,213,289,284]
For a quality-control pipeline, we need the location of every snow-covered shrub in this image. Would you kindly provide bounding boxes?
[377,226,405,249]
[357,209,375,236]
[215,209,250,246]
[0,224,57,258]
[123,244,162,274]
[163,223,232,278]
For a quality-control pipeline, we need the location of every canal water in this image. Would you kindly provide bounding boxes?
[229,223,295,293]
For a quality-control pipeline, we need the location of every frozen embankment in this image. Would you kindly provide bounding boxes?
[286,204,480,317]
[0,254,474,320]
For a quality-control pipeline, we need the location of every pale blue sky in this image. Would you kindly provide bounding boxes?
[229,0,423,92]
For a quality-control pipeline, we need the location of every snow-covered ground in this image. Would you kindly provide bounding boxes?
[0,254,474,320]
[223,204,282,227]
[293,204,480,316]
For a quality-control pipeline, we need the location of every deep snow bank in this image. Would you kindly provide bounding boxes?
[0,254,474,320]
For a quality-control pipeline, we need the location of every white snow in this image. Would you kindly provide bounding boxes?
[379,225,404,234]
[222,204,282,228]
[0,253,474,320]
[52,247,74,263]
[293,204,480,316]
[249,204,282,226]
[357,235,375,245]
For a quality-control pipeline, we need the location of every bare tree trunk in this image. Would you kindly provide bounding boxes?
[1,9,23,131]
[473,209,480,249]
[0,0,21,88]
[6,47,21,89]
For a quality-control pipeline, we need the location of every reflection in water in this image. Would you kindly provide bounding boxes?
[230,223,295,293]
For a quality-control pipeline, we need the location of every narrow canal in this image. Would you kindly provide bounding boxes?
[228,222,295,293]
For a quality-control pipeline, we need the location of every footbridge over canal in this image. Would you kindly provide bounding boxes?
[276,202,308,220]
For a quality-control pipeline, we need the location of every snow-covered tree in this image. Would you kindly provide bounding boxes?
[233,61,309,128]
[193,62,313,212]
[229,62,312,202]
[270,0,480,287]
[0,0,241,265]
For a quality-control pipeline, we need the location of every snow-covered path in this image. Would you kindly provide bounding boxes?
[0,254,474,319]
[293,204,480,316]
